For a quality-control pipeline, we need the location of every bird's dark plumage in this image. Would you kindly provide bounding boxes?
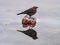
[17,29,38,40]
[17,6,38,16]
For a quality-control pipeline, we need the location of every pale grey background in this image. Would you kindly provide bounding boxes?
[0,0,60,45]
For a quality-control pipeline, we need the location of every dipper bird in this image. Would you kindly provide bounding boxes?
[17,6,38,17]
[17,29,38,40]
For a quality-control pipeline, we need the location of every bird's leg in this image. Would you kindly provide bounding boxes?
[29,16,32,19]
[29,26,31,30]
[29,26,33,30]
[29,26,31,29]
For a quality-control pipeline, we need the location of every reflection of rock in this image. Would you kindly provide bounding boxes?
[22,15,36,28]
[17,29,38,40]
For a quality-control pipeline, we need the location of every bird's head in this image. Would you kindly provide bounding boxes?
[32,6,38,9]
[32,6,38,10]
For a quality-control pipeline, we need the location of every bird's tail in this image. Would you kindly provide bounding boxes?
[17,30,23,32]
[17,12,24,15]
[17,13,22,15]
[17,30,25,33]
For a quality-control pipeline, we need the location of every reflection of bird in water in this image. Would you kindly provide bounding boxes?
[17,29,38,40]
[17,6,38,17]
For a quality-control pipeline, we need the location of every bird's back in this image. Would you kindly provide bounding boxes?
[24,8,36,16]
